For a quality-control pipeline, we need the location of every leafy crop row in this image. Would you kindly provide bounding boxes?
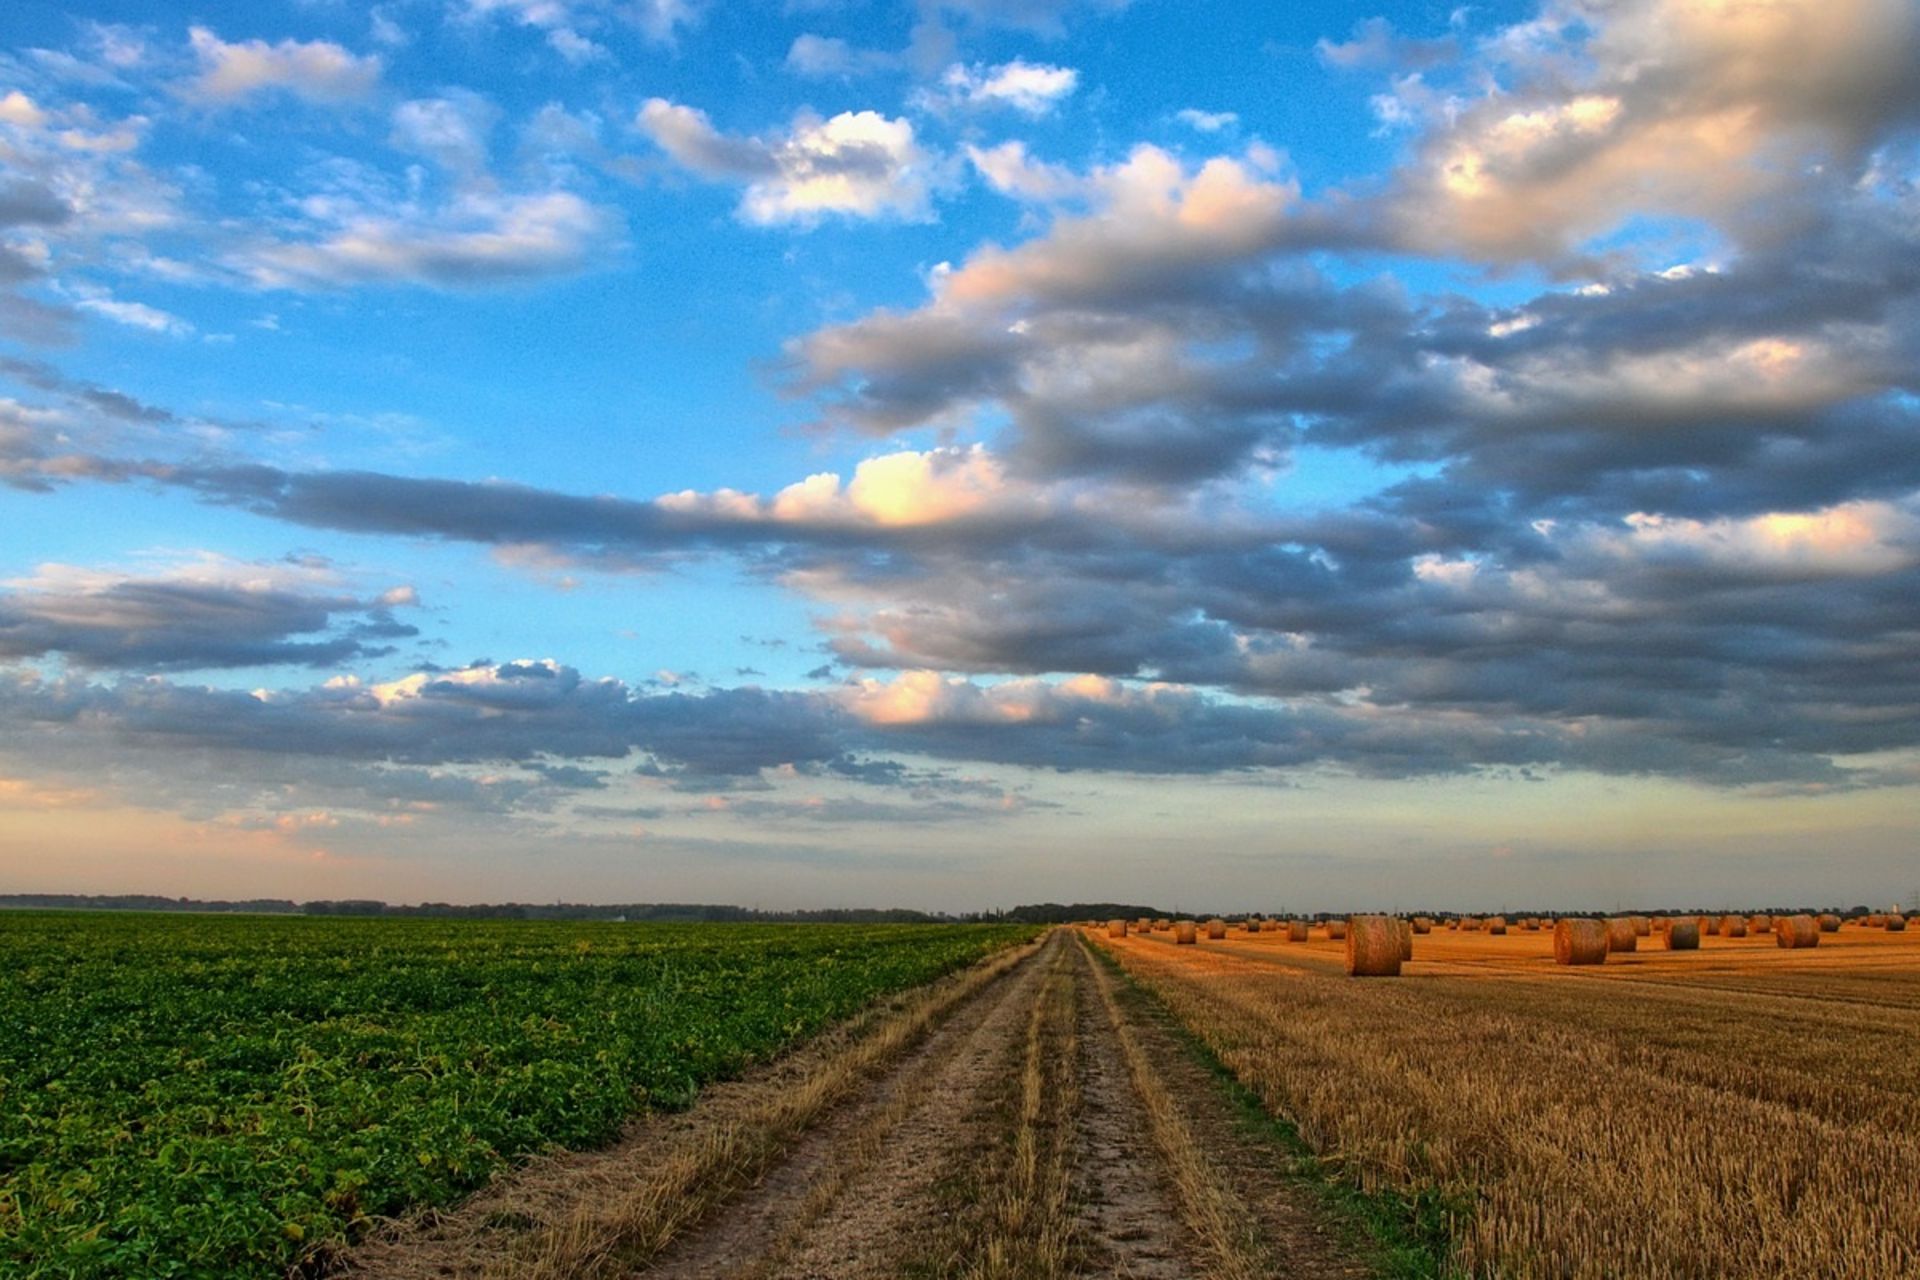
[0,913,1033,1278]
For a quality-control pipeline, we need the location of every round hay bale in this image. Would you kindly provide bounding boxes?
[1698,915,1717,936]
[1284,919,1309,941]
[1605,917,1637,953]
[1775,914,1819,949]
[1207,918,1227,939]
[1748,914,1772,933]
[1887,915,1908,933]
[1461,917,1482,932]
[1174,920,1198,944]
[1154,919,1170,932]
[1719,915,1747,938]
[1486,916,1508,935]
[1866,914,1886,927]
[1817,914,1841,933]
[1554,918,1608,965]
[1665,918,1700,950]
[1108,919,1128,938]
[1244,918,1262,934]
[1326,919,1348,940]
[1411,917,1433,934]
[1345,915,1403,977]
[1397,917,1414,961]
[1629,915,1650,937]
[1653,917,1671,933]
[1136,917,1154,933]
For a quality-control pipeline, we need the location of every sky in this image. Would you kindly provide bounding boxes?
[1,0,1917,913]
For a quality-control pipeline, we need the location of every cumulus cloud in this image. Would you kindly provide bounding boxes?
[637,99,940,225]
[180,27,382,106]
[1359,0,1920,263]
[923,59,1079,115]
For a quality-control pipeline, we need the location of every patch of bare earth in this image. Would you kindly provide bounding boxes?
[336,929,1372,1280]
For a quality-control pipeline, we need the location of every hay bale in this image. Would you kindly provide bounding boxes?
[1174,920,1198,945]
[1887,915,1908,933]
[1554,918,1608,965]
[1345,915,1403,977]
[1411,916,1433,934]
[1665,918,1700,950]
[1207,918,1227,939]
[1397,917,1414,961]
[1108,919,1128,938]
[1866,914,1886,927]
[1136,917,1154,933]
[1719,915,1747,938]
[1698,915,1717,936]
[1154,919,1171,932]
[1775,914,1819,949]
[1244,918,1262,934]
[1605,917,1637,953]
[1326,919,1348,940]
[1284,919,1309,941]
[1748,914,1772,933]
[1461,917,1482,932]
[1486,916,1508,935]
[1817,914,1841,933]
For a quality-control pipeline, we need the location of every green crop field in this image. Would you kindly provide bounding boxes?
[0,912,1034,1278]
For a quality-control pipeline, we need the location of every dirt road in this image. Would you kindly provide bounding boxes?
[339,929,1368,1280]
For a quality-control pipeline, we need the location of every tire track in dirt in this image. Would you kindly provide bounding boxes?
[639,930,1068,1279]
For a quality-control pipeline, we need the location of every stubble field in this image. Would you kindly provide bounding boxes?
[1091,919,1920,1279]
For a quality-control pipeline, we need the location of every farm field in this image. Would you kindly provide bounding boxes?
[0,913,1034,1278]
[1092,920,1920,1279]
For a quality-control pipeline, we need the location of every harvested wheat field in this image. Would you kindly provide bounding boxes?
[1093,920,1920,1279]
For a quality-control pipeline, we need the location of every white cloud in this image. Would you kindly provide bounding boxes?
[390,93,500,181]
[181,27,382,106]
[1173,108,1237,133]
[927,59,1079,116]
[71,285,193,337]
[637,99,939,226]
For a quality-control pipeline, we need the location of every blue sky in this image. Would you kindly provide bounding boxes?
[2,0,1918,911]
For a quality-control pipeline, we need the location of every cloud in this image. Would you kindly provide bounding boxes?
[923,59,1079,115]
[0,554,419,671]
[1173,109,1238,134]
[1366,0,1920,263]
[637,99,940,225]
[390,93,501,181]
[234,189,614,289]
[1314,17,1457,70]
[180,27,382,107]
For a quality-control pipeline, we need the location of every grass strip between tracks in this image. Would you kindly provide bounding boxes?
[1084,937,1464,1280]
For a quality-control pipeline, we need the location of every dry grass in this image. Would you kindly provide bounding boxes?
[959,939,1079,1280]
[1086,924,1920,1279]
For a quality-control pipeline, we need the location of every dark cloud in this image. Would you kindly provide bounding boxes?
[0,563,419,672]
